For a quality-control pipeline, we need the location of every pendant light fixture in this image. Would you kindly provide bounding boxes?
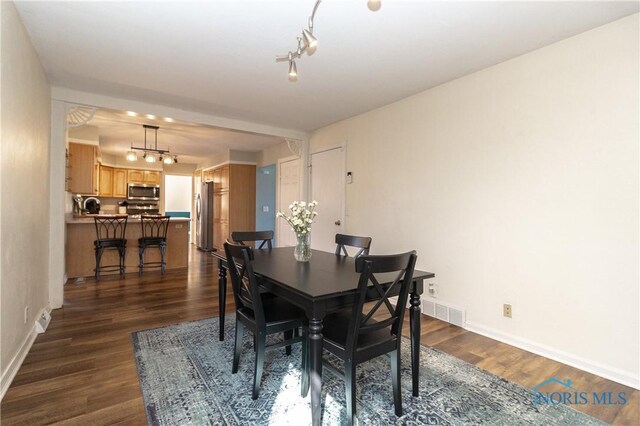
[276,0,380,81]
[126,125,177,164]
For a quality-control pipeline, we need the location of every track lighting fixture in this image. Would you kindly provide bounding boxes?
[276,0,380,81]
[367,0,381,12]
[126,125,177,164]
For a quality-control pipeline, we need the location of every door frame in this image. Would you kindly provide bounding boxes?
[276,155,302,247]
[309,145,346,245]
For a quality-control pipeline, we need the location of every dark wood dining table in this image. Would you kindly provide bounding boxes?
[211,247,434,425]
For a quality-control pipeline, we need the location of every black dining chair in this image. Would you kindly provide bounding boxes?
[138,215,171,275]
[335,233,372,257]
[224,241,308,400]
[93,215,128,280]
[320,251,417,425]
[231,230,274,249]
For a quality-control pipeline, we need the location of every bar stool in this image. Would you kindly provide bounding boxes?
[138,215,171,274]
[93,215,128,280]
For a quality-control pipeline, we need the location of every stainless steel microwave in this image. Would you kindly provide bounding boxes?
[127,183,160,201]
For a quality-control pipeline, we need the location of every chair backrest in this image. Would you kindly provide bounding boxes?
[93,215,128,240]
[231,230,274,249]
[346,251,417,354]
[224,241,266,324]
[140,215,171,239]
[335,233,372,257]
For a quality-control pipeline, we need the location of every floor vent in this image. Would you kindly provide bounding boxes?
[423,299,465,328]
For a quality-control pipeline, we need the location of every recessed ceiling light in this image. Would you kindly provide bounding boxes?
[164,117,174,123]
[126,111,138,117]
[146,114,156,119]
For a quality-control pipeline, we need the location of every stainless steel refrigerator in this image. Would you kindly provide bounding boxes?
[196,182,214,251]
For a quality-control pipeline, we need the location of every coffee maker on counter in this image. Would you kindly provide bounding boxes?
[83,197,101,214]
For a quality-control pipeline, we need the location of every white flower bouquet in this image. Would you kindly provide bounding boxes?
[276,200,319,235]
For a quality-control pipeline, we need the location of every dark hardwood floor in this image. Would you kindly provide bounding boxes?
[1,246,637,425]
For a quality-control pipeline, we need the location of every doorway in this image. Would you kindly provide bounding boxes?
[310,147,345,252]
[164,174,193,237]
[276,156,301,247]
[256,164,277,242]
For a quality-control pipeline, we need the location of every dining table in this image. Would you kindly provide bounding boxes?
[211,246,435,425]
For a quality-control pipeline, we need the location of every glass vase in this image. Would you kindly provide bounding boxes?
[294,233,312,262]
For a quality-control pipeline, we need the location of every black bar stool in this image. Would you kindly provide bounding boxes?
[138,215,171,274]
[93,215,128,280]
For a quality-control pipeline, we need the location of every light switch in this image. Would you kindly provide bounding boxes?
[262,206,269,212]
[346,172,353,184]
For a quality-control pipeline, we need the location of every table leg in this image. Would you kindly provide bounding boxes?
[309,318,323,426]
[410,290,421,397]
[218,259,227,341]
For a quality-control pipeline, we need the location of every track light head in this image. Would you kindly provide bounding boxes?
[302,29,318,55]
[288,60,298,82]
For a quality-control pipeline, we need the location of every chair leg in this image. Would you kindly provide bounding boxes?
[232,321,244,374]
[252,332,266,400]
[160,244,166,274]
[119,246,126,276]
[284,329,293,356]
[138,246,144,275]
[95,247,103,280]
[301,326,309,397]
[391,349,402,417]
[345,361,357,426]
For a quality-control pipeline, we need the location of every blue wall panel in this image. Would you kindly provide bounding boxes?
[256,164,276,243]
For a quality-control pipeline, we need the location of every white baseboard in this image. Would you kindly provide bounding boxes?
[465,321,640,390]
[0,305,52,401]
[0,328,37,401]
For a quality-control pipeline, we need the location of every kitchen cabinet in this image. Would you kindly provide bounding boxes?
[127,169,145,183]
[127,169,161,185]
[98,165,114,197]
[212,164,255,251]
[67,142,98,195]
[113,168,128,198]
[203,169,214,182]
[143,170,161,184]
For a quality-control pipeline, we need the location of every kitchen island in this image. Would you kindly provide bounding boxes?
[65,215,190,278]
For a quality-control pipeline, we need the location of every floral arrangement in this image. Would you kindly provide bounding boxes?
[276,200,318,235]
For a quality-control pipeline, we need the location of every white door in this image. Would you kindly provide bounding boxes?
[277,157,301,247]
[310,147,345,252]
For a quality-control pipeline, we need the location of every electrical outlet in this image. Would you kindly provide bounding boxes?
[428,282,437,298]
[175,224,183,229]
[503,304,512,318]
[24,306,29,324]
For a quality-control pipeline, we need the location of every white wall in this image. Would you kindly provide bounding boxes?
[1,0,51,395]
[164,175,192,212]
[310,15,639,387]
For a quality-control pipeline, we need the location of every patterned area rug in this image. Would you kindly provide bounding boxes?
[132,316,603,425]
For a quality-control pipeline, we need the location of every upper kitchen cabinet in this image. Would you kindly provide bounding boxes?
[113,169,127,198]
[143,170,161,185]
[67,142,98,195]
[101,167,127,198]
[98,165,114,197]
[127,169,144,183]
[128,169,161,185]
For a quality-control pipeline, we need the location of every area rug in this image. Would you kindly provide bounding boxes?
[132,316,603,425]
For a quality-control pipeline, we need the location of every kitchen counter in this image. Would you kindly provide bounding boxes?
[65,214,190,224]
[65,215,190,278]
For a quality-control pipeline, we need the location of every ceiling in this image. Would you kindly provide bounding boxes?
[83,108,285,166]
[15,1,639,135]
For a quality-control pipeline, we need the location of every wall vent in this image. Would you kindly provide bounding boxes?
[393,297,465,328]
[422,298,465,328]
